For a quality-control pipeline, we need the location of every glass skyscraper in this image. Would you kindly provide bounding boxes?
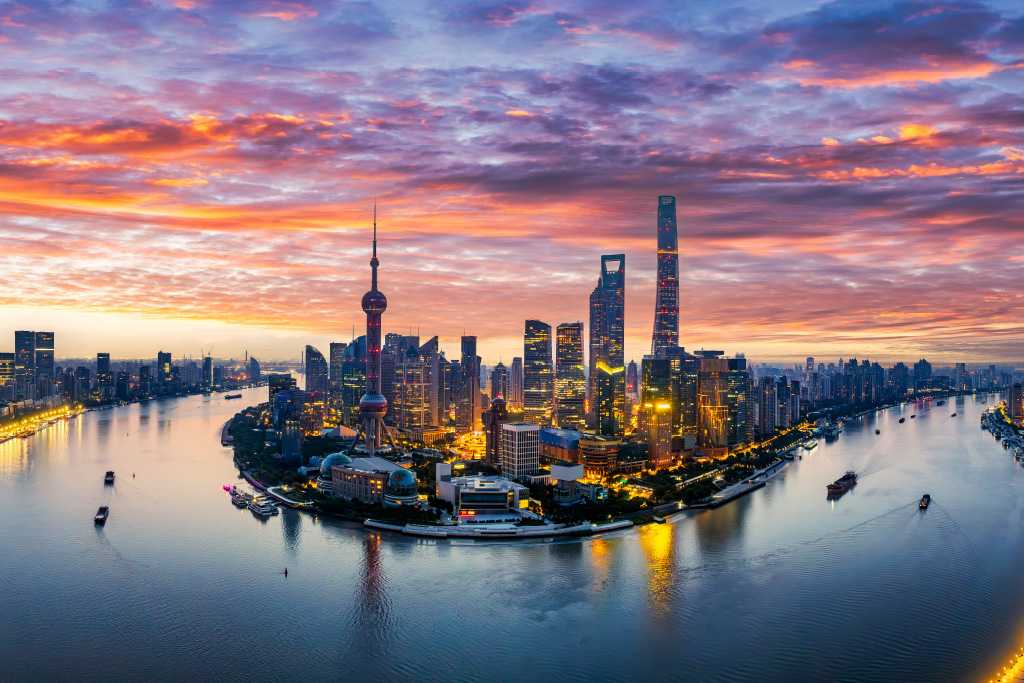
[588,255,625,421]
[651,196,679,356]
[554,322,585,429]
[523,320,553,425]
[304,345,329,393]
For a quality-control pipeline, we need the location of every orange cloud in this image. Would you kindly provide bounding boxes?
[505,110,534,117]
[779,59,1006,88]
[821,137,839,146]
[147,177,209,187]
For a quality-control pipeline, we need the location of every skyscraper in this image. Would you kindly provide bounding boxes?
[639,402,672,470]
[697,358,729,456]
[349,210,398,456]
[329,342,347,393]
[456,335,481,431]
[14,330,35,399]
[651,196,679,356]
[523,320,553,425]
[595,363,625,436]
[588,255,625,421]
[626,359,639,402]
[96,353,112,387]
[554,322,585,429]
[490,361,509,401]
[509,356,523,409]
[34,332,54,395]
[202,355,213,388]
[305,345,329,393]
[157,351,172,388]
[501,422,540,480]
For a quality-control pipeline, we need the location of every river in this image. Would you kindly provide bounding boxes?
[1,388,1020,682]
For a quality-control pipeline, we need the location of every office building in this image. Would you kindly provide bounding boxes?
[305,345,329,394]
[14,330,35,399]
[1010,383,1023,423]
[554,322,585,429]
[914,359,932,392]
[697,358,729,457]
[156,351,172,388]
[595,363,625,436]
[651,196,679,355]
[523,320,553,425]
[501,422,540,480]
[329,342,347,394]
[34,332,54,393]
[639,402,672,470]
[626,360,639,402]
[509,356,524,409]
[483,397,510,466]
[588,254,624,421]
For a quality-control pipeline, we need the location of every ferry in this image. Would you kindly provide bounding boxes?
[248,499,279,516]
[94,506,109,524]
[919,494,930,510]
[802,440,818,450]
[827,471,857,495]
[103,471,115,484]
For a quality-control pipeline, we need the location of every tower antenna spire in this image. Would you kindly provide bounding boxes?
[372,197,377,259]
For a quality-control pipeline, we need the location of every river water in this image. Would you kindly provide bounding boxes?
[1,389,1020,682]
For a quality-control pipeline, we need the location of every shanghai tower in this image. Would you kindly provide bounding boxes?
[651,195,679,355]
[350,207,399,456]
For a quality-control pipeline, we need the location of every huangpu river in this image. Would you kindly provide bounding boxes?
[2,388,1022,682]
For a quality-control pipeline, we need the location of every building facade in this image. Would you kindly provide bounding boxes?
[523,320,553,425]
[651,196,679,355]
[501,422,540,480]
[554,322,585,429]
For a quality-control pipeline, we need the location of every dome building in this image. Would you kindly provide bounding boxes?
[383,467,419,507]
[316,452,353,490]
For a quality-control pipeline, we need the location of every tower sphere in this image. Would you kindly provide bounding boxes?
[359,392,388,414]
[361,290,388,314]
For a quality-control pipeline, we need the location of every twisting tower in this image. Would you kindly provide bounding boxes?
[350,206,399,455]
[651,195,679,355]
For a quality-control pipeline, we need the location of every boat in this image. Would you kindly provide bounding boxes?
[224,394,242,400]
[652,516,666,524]
[827,471,857,495]
[899,417,906,423]
[875,429,880,435]
[911,415,916,419]
[94,506,109,524]
[951,413,957,417]
[103,471,115,484]
[919,494,930,510]
[936,400,946,406]
[248,499,279,516]
[802,440,818,450]
[784,451,795,460]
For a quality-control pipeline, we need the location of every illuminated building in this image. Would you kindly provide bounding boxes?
[757,376,776,437]
[248,357,260,383]
[490,361,509,401]
[913,358,932,392]
[96,353,112,388]
[639,402,672,469]
[483,397,510,466]
[138,365,151,398]
[14,330,34,399]
[697,358,729,457]
[156,350,172,389]
[588,255,624,420]
[341,338,367,427]
[539,427,583,463]
[579,434,620,479]
[651,196,679,356]
[554,322,585,429]
[329,342,347,394]
[806,357,814,374]
[349,210,399,456]
[327,455,410,504]
[383,468,419,507]
[501,422,540,480]
[395,346,430,430]
[435,463,529,521]
[0,352,14,384]
[509,356,523,409]
[595,363,625,437]
[523,320,553,425]
[725,357,753,447]
[1010,383,1023,423]
[626,360,639,402]
[34,332,54,395]
[418,336,445,427]
[305,345,329,394]
[456,336,481,431]
[268,373,296,403]
[202,355,213,389]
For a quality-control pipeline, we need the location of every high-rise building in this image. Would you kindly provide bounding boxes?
[138,365,151,397]
[588,255,624,422]
[202,355,213,388]
[96,353,112,387]
[757,376,776,437]
[157,351,172,387]
[1009,383,1023,423]
[651,196,679,355]
[248,357,261,384]
[490,361,509,401]
[349,212,398,456]
[14,330,35,399]
[523,320,553,425]
[268,373,297,403]
[554,322,585,429]
[639,402,672,470]
[483,397,510,466]
[626,359,639,402]
[913,359,932,392]
[806,357,814,374]
[456,335,481,431]
[305,345,329,393]
[501,422,540,480]
[595,363,625,436]
[509,356,524,409]
[395,346,430,430]
[329,342,347,393]
[697,358,729,456]
[34,332,54,395]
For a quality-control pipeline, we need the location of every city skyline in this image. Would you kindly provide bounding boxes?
[2,1,1024,365]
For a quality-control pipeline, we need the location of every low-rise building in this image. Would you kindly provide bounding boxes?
[539,427,583,463]
[319,453,414,504]
[435,463,530,524]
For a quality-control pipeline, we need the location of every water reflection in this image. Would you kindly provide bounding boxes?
[281,509,301,553]
[351,534,392,649]
[637,522,676,618]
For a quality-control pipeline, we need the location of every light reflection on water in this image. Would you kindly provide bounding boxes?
[0,390,1021,682]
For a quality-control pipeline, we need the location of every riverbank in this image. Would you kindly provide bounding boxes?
[220,418,233,446]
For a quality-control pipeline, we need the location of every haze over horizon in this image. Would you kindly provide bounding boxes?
[2,0,1023,364]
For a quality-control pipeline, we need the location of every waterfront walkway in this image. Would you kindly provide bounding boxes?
[220,418,233,446]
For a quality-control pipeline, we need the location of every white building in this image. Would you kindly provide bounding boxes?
[435,463,530,523]
[501,422,540,480]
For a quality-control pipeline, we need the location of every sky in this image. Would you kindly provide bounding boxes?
[1,0,1023,366]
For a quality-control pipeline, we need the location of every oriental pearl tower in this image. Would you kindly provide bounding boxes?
[350,206,399,456]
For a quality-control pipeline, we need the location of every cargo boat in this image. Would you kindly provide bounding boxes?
[94,506,109,524]
[919,494,930,509]
[935,400,946,406]
[224,394,242,400]
[103,471,115,484]
[827,471,857,495]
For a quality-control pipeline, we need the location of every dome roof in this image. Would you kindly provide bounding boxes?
[491,397,507,406]
[320,452,353,474]
[388,468,416,486]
